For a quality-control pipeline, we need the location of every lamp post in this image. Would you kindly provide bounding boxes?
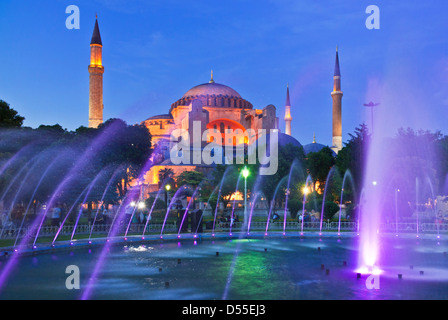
[242,167,250,221]
[363,102,380,135]
[165,184,171,210]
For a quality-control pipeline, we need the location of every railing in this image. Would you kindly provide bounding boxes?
[379,223,448,233]
[1,221,447,240]
[0,222,177,240]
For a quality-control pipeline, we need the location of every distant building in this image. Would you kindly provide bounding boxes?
[87,19,343,194]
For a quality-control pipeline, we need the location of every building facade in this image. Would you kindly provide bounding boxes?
[87,18,343,194]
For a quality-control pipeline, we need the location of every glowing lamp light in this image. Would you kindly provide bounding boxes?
[242,167,250,179]
[165,184,171,191]
[130,201,136,207]
[302,186,310,195]
[138,202,146,209]
[372,181,377,186]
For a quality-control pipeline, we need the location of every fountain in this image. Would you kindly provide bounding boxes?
[0,121,446,300]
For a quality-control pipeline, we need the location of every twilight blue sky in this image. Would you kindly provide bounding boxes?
[0,0,447,146]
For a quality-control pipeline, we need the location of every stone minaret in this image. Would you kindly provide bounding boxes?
[331,47,343,153]
[284,83,292,136]
[88,17,104,128]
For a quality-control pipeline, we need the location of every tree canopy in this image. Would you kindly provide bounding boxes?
[0,100,25,128]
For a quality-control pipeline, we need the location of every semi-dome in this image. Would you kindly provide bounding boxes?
[304,142,336,156]
[254,132,303,156]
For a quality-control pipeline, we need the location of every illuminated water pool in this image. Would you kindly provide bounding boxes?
[0,234,447,300]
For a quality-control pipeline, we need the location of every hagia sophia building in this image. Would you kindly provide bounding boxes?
[87,18,343,195]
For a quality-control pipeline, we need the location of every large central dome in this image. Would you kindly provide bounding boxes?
[182,82,242,99]
[170,76,253,111]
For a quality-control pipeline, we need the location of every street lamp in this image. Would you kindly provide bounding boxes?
[242,167,250,221]
[165,184,171,210]
[138,201,146,210]
[363,102,380,135]
[302,186,310,195]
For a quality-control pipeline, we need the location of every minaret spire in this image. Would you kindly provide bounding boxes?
[331,46,343,153]
[334,45,341,78]
[88,17,104,128]
[284,83,292,136]
[90,17,102,46]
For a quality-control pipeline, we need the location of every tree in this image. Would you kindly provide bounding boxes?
[158,168,174,188]
[0,100,25,128]
[259,143,306,206]
[95,119,152,198]
[176,171,204,188]
[306,147,336,193]
[336,123,370,192]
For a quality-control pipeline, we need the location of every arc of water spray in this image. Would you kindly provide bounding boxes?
[81,188,140,300]
[124,201,141,239]
[228,176,241,235]
[13,155,61,248]
[89,167,122,241]
[177,185,201,237]
[357,188,366,235]
[320,167,336,235]
[51,183,93,245]
[265,176,287,235]
[0,143,35,177]
[141,182,169,239]
[212,167,233,235]
[426,176,439,239]
[284,161,298,235]
[192,184,219,236]
[0,156,38,209]
[301,175,313,235]
[70,172,107,243]
[247,192,260,234]
[160,186,192,238]
[416,177,419,238]
[0,153,50,239]
[337,171,355,236]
